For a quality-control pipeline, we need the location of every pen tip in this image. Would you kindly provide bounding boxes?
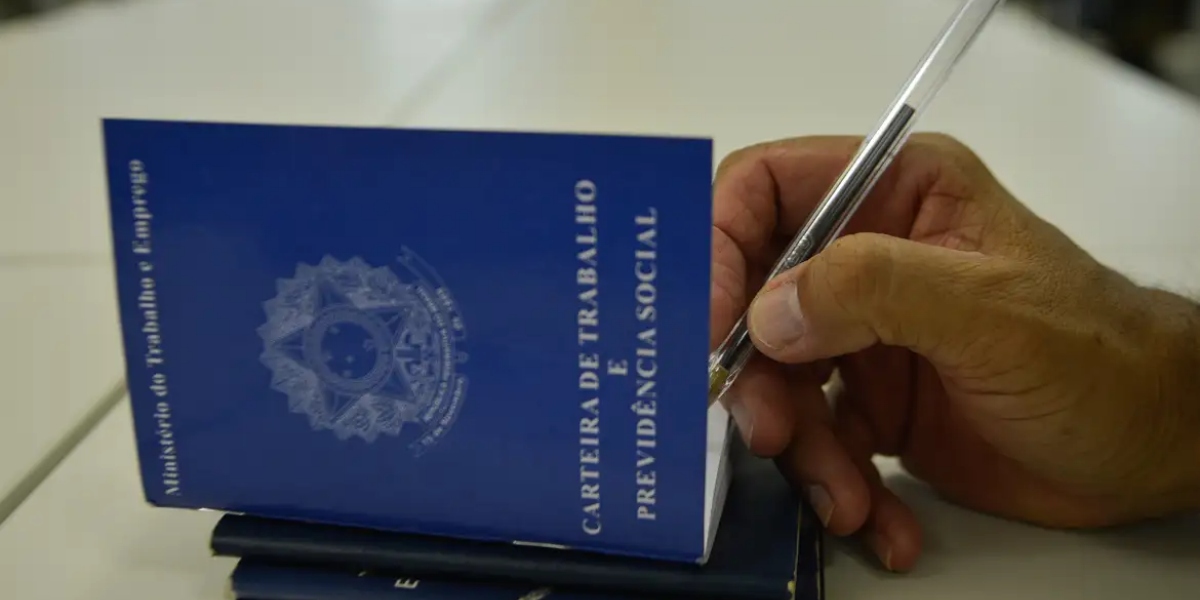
[708,366,729,406]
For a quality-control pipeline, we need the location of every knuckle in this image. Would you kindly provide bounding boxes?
[714,147,751,181]
[714,141,773,182]
[714,136,808,182]
[711,228,748,311]
[913,131,975,159]
[911,131,991,180]
[900,132,1000,209]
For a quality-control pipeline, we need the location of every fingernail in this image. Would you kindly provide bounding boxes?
[729,401,755,446]
[870,533,894,571]
[806,484,835,527]
[748,282,804,350]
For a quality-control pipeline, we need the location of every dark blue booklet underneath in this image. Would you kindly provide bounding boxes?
[212,441,823,600]
[230,560,649,600]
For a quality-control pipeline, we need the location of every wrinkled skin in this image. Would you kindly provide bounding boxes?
[710,134,1200,572]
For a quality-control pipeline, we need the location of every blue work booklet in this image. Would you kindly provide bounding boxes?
[102,119,733,563]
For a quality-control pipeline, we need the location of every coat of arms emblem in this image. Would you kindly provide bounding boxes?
[256,250,467,454]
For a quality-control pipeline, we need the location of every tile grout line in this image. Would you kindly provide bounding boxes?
[0,379,128,526]
[0,254,111,268]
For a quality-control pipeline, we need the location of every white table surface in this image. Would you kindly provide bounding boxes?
[0,263,124,519]
[0,400,233,599]
[0,0,508,512]
[0,0,513,258]
[393,0,1200,290]
[3,0,1200,598]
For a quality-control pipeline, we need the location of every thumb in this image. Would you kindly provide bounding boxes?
[746,232,1000,366]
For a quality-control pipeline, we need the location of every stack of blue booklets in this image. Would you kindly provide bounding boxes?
[101,119,823,599]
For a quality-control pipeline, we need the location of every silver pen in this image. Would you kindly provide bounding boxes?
[708,0,1006,404]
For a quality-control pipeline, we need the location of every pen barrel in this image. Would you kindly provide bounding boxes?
[712,102,915,390]
[896,0,1006,116]
[707,0,1006,403]
[766,0,1006,280]
[767,102,915,281]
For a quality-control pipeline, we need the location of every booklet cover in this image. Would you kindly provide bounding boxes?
[211,439,819,600]
[229,560,647,600]
[102,118,729,563]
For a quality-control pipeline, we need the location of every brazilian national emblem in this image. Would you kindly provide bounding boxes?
[256,249,468,454]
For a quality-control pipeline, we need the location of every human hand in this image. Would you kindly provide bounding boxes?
[710,134,1200,572]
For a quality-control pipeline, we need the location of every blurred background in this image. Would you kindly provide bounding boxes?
[1017,0,1200,96]
[13,0,1196,98]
